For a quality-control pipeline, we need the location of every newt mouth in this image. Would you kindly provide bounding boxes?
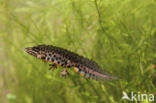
[25,47,37,57]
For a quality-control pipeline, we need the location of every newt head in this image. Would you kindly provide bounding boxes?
[25,45,46,59]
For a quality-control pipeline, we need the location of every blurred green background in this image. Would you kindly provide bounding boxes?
[0,0,155,103]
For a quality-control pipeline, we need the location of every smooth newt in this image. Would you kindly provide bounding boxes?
[25,45,118,81]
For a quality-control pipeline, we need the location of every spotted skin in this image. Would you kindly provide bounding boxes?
[25,45,118,81]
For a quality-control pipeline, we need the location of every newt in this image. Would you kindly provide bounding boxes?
[25,45,118,81]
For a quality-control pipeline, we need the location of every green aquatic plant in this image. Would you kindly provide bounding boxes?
[0,0,155,103]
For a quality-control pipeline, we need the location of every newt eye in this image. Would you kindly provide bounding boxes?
[32,47,40,52]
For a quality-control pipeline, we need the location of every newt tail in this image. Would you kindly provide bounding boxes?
[25,45,118,81]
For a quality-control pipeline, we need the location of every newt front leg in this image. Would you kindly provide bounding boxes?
[49,63,57,71]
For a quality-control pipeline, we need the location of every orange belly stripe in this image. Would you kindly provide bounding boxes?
[74,66,79,72]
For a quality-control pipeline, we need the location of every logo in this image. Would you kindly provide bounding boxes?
[122,91,154,102]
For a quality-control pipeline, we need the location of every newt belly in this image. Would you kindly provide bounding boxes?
[25,45,118,81]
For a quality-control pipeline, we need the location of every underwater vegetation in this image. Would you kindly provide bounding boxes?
[0,0,155,103]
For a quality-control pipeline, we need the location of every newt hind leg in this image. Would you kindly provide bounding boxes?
[60,68,69,78]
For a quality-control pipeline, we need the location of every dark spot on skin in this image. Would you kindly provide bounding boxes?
[45,54,47,57]
[58,61,60,64]
[64,61,67,65]
[83,67,86,71]
[61,59,64,62]
[47,57,50,60]
[67,65,71,68]
[53,55,56,58]
[58,57,61,60]
[41,48,44,51]
[56,57,59,60]
[49,53,51,56]
[45,47,48,51]
[41,56,45,60]
[51,58,54,62]
[51,51,54,54]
